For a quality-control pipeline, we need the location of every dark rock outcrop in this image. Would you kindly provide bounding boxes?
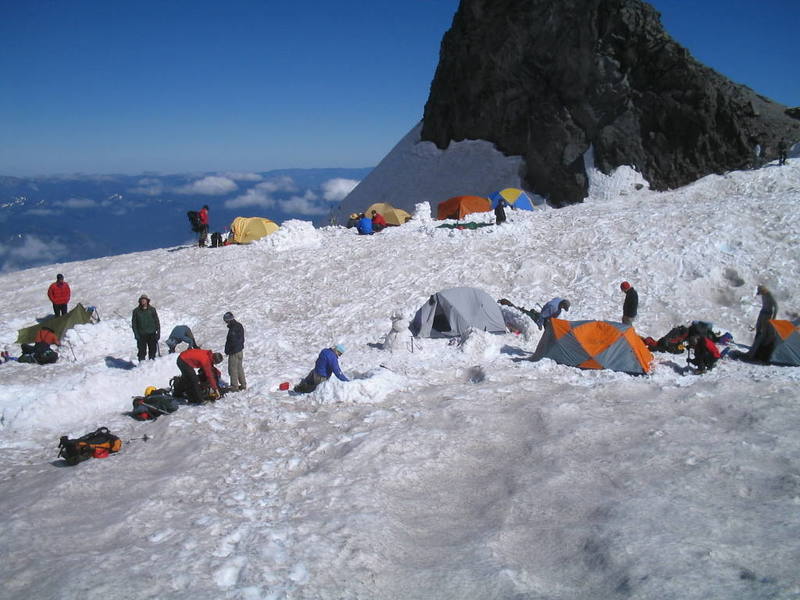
[421,0,800,206]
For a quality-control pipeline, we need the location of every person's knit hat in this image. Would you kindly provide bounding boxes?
[56,273,64,280]
[620,281,631,292]
[212,352,223,364]
[334,343,346,354]
[139,294,150,302]
[223,311,234,322]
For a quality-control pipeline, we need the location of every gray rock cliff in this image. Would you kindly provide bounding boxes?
[421,0,800,206]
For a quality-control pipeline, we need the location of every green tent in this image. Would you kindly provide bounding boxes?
[16,303,94,344]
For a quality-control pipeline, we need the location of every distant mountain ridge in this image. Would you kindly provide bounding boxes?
[0,167,371,273]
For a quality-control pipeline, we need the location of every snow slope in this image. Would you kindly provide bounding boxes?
[1,157,799,599]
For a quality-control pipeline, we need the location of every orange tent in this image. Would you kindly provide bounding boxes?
[531,318,653,374]
[436,196,491,220]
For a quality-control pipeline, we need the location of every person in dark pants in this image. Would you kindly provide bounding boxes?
[198,204,209,247]
[131,294,160,361]
[747,285,778,359]
[777,139,788,166]
[494,199,507,225]
[47,273,71,316]
[223,311,246,391]
[165,325,198,353]
[620,281,638,325]
[294,344,349,393]
[177,348,223,403]
[686,335,721,374]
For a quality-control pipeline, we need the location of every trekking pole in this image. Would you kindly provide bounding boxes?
[65,340,77,361]
[127,434,150,443]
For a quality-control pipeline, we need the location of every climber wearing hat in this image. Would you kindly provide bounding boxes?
[131,294,160,361]
[538,297,571,329]
[346,213,360,228]
[176,348,224,403]
[620,281,638,325]
[293,344,349,394]
[747,285,778,359]
[47,273,71,316]
[223,311,246,391]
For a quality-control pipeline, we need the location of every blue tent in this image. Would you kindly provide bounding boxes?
[489,188,542,211]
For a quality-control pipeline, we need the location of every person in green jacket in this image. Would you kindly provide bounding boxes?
[132,294,161,361]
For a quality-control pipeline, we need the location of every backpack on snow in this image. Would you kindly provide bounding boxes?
[655,325,689,354]
[187,210,203,233]
[210,232,223,247]
[131,393,180,421]
[58,427,122,466]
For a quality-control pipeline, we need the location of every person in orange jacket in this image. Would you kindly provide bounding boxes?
[21,326,61,356]
[176,348,223,403]
[47,274,71,316]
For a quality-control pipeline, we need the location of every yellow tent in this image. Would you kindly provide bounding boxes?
[230,217,279,244]
[365,202,412,226]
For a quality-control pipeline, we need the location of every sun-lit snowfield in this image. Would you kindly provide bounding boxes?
[1,156,799,599]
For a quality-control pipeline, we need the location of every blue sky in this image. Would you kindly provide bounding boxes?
[1,0,797,177]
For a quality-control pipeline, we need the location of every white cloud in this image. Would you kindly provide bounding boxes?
[25,208,59,216]
[177,176,238,195]
[225,187,277,209]
[255,176,296,193]
[129,177,165,196]
[278,190,328,215]
[321,178,359,202]
[223,172,263,182]
[58,197,98,209]
[0,235,68,267]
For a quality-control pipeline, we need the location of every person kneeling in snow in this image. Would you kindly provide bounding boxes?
[294,344,349,393]
[686,335,721,374]
[176,348,223,403]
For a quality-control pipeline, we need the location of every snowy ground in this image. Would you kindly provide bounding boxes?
[1,157,799,599]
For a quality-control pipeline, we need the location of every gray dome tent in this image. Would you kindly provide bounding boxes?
[410,287,506,338]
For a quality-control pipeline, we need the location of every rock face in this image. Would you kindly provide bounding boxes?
[421,0,800,206]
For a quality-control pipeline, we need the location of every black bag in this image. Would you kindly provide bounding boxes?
[58,427,122,466]
[187,210,203,233]
[210,232,223,247]
[656,325,689,354]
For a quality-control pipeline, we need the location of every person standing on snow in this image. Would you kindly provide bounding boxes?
[746,285,778,359]
[620,281,638,325]
[494,199,508,225]
[293,344,349,393]
[223,311,246,391]
[778,139,788,166]
[538,297,570,329]
[198,204,209,247]
[176,348,223,403]
[131,294,160,361]
[47,273,71,316]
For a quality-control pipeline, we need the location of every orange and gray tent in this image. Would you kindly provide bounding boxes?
[756,319,800,366]
[436,196,491,220]
[365,202,412,226]
[489,188,544,211]
[531,318,653,374]
[230,217,279,244]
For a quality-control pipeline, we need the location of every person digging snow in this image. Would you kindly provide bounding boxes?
[176,348,223,403]
[294,344,349,393]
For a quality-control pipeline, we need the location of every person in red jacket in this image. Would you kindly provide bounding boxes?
[371,210,388,232]
[176,348,223,403]
[47,274,71,316]
[198,205,209,247]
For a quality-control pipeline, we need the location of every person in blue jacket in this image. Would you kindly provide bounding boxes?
[294,344,349,393]
[537,297,570,329]
[355,213,374,235]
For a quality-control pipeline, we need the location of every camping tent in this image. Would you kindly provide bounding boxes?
[489,188,543,211]
[753,319,800,366]
[436,196,491,220]
[365,203,412,226]
[531,318,653,374]
[410,287,507,338]
[230,217,279,244]
[16,303,94,344]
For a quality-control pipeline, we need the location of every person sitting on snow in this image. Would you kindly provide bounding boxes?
[165,325,198,354]
[686,335,721,374]
[356,213,374,235]
[371,210,388,232]
[21,326,61,355]
[294,344,349,393]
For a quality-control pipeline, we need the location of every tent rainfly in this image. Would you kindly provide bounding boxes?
[752,319,800,366]
[410,287,507,338]
[230,217,279,244]
[489,188,544,210]
[16,303,94,344]
[365,202,412,226]
[531,318,653,374]
[436,196,492,220]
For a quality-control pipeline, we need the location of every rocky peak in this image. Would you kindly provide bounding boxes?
[421,0,800,205]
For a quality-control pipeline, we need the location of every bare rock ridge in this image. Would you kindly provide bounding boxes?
[421,0,800,206]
